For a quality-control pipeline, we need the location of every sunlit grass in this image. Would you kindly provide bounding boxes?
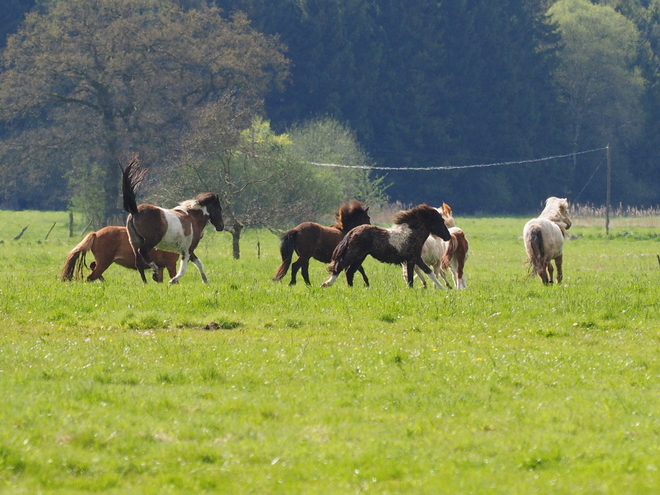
[1,210,660,493]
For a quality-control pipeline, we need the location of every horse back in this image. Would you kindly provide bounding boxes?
[524,218,563,259]
[292,222,343,262]
[127,205,169,247]
[344,225,408,264]
[93,226,135,268]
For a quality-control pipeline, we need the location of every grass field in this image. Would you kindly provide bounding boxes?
[1,209,660,494]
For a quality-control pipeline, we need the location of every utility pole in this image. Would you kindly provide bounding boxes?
[605,144,611,235]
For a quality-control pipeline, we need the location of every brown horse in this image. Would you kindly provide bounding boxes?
[273,200,371,285]
[322,204,451,288]
[60,226,179,282]
[122,156,224,284]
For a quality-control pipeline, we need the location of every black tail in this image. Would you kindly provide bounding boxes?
[328,232,352,275]
[121,155,147,215]
[273,230,297,281]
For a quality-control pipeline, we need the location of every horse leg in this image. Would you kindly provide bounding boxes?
[555,255,563,284]
[345,261,366,287]
[401,264,408,285]
[405,261,416,287]
[436,263,452,289]
[415,259,446,290]
[547,260,554,284]
[300,259,312,286]
[356,265,369,287]
[134,247,159,284]
[190,253,209,283]
[289,258,303,285]
[87,258,111,282]
[414,265,428,288]
[169,252,190,284]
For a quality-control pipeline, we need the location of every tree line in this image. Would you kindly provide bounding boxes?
[1,0,659,221]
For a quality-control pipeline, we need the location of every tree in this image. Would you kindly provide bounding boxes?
[550,0,646,202]
[0,0,289,222]
[153,116,387,258]
[286,117,389,208]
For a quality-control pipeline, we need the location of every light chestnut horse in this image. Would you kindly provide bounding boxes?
[322,204,451,288]
[405,203,469,289]
[523,197,571,284]
[60,226,178,282]
[122,156,224,284]
[273,200,371,285]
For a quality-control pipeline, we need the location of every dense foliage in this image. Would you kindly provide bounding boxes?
[1,0,660,215]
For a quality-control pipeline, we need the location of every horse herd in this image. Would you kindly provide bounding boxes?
[60,157,571,288]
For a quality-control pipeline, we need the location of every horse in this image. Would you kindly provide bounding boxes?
[405,203,469,289]
[321,204,452,288]
[122,155,224,284]
[60,226,179,282]
[273,200,371,285]
[523,197,571,284]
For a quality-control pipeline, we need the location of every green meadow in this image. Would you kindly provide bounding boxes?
[1,209,660,494]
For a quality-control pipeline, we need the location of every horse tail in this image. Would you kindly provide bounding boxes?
[60,232,97,281]
[328,232,352,274]
[440,235,456,272]
[121,154,147,215]
[273,230,297,281]
[527,227,546,276]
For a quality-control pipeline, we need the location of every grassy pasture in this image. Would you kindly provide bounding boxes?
[1,209,660,494]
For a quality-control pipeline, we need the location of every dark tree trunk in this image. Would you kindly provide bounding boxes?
[232,222,243,259]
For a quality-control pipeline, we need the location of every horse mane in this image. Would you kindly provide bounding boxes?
[334,200,368,230]
[393,204,435,226]
[175,193,220,212]
[540,197,569,221]
[175,199,201,211]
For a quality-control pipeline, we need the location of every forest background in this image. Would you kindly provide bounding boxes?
[1,0,659,226]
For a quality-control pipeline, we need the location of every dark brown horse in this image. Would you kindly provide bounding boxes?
[60,226,179,282]
[322,204,451,288]
[122,156,224,284]
[273,200,371,285]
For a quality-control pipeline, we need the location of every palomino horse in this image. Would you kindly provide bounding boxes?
[122,156,224,284]
[523,197,571,284]
[322,204,451,288]
[60,226,179,282]
[273,200,371,285]
[405,203,469,289]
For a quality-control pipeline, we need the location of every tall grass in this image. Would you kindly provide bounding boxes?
[1,210,660,493]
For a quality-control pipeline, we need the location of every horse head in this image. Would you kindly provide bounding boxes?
[337,200,370,232]
[440,202,456,228]
[394,204,451,241]
[543,197,571,232]
[196,193,224,232]
[427,206,451,241]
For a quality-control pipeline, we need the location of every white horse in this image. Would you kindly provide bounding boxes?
[523,197,571,284]
[403,203,469,290]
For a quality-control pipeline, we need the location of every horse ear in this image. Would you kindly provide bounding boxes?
[365,207,369,212]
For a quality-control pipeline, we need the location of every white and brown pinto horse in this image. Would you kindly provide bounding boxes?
[523,197,571,285]
[322,204,451,288]
[406,203,469,289]
[122,157,224,284]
